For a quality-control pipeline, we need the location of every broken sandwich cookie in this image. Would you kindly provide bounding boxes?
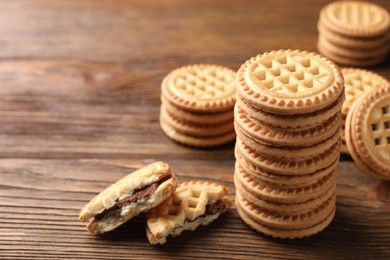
[146,180,232,244]
[79,162,177,235]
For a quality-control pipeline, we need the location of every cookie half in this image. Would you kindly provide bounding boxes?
[79,162,177,235]
[146,181,232,245]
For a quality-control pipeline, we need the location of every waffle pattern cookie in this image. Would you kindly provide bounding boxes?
[79,162,177,235]
[234,50,344,238]
[160,64,236,147]
[317,1,390,67]
[346,87,390,180]
[146,181,232,245]
[340,68,389,154]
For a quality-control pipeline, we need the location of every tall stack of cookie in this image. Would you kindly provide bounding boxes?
[340,68,390,154]
[317,0,390,67]
[234,50,344,238]
[160,64,236,147]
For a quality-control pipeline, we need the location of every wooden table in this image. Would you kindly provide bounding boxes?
[1,0,389,259]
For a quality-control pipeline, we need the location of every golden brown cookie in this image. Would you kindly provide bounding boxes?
[234,105,341,147]
[235,192,336,239]
[160,105,234,137]
[161,64,236,113]
[160,113,236,147]
[235,153,339,186]
[346,87,390,179]
[79,162,177,235]
[236,91,344,129]
[319,1,390,38]
[235,137,341,175]
[234,163,336,204]
[235,123,341,159]
[236,49,344,115]
[146,180,232,245]
[161,95,234,125]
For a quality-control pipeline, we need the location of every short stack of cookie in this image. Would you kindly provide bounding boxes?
[317,0,390,67]
[234,49,345,238]
[340,68,390,154]
[160,64,236,147]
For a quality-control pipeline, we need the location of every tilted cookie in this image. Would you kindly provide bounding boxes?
[341,68,389,154]
[79,162,177,235]
[346,87,390,179]
[236,49,344,115]
[342,68,389,116]
[146,180,232,245]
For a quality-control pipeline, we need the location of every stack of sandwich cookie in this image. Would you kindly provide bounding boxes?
[160,64,236,147]
[234,49,344,238]
[346,87,390,180]
[317,1,390,67]
[340,68,390,154]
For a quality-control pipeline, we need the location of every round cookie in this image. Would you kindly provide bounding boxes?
[317,40,388,67]
[235,191,335,230]
[345,100,383,179]
[317,21,390,50]
[234,164,337,204]
[234,105,342,147]
[350,87,390,179]
[234,172,336,214]
[161,64,236,113]
[319,1,390,38]
[235,137,341,176]
[159,114,236,147]
[236,92,344,129]
[235,192,336,239]
[319,34,389,60]
[341,68,389,116]
[236,49,344,115]
[160,105,234,137]
[235,124,341,159]
[236,153,339,186]
[161,95,234,125]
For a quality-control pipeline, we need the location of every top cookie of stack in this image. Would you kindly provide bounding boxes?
[160,64,236,147]
[317,0,390,67]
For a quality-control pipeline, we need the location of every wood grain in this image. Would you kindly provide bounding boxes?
[0,0,389,259]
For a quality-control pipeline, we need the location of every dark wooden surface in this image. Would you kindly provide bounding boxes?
[1,0,390,259]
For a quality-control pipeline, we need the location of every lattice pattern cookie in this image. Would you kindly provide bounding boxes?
[146,181,232,245]
[346,87,390,179]
[236,49,344,115]
[162,64,236,112]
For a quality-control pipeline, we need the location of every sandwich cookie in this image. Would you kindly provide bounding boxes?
[79,162,177,235]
